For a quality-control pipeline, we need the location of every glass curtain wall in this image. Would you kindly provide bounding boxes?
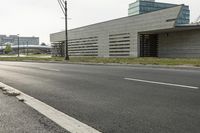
[128,0,190,24]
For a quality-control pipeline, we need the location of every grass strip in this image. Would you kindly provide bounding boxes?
[0,57,200,67]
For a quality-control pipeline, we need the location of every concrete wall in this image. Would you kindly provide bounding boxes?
[50,6,182,57]
[158,29,200,58]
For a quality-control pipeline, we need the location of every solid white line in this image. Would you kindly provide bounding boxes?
[124,78,199,89]
[0,82,101,133]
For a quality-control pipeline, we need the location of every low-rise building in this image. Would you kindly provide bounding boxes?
[0,35,39,46]
[50,0,200,58]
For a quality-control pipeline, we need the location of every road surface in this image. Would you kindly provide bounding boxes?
[0,61,200,133]
[0,91,68,133]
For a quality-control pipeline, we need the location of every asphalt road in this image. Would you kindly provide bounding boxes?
[0,61,200,133]
[0,89,68,133]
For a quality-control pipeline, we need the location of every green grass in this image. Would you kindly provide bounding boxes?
[69,57,200,67]
[0,56,65,62]
[0,56,200,67]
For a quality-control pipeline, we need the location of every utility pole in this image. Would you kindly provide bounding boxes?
[64,1,69,60]
[58,0,69,60]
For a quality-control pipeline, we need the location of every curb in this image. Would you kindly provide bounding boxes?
[1,60,200,71]
[0,82,102,133]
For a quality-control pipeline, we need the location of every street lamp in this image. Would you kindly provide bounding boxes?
[0,43,2,54]
[23,42,26,55]
[26,41,29,56]
[17,34,20,57]
[58,0,69,60]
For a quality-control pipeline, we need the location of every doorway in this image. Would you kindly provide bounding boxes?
[140,34,158,57]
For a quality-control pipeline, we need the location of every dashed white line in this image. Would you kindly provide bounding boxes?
[0,82,101,133]
[124,78,199,89]
[38,67,60,72]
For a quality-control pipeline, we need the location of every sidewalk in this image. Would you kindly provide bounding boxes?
[0,92,68,133]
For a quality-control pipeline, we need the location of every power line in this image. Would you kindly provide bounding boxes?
[57,0,65,15]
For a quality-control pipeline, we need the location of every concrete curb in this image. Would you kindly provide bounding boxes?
[1,60,200,71]
[0,82,102,133]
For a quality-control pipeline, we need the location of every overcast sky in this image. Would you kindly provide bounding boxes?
[0,0,199,44]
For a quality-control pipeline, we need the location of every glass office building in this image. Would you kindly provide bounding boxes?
[128,0,190,24]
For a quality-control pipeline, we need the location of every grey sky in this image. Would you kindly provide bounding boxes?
[0,0,199,44]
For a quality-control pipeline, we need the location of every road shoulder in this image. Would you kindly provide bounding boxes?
[0,88,69,133]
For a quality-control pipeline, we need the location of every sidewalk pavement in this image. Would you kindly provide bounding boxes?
[0,92,69,133]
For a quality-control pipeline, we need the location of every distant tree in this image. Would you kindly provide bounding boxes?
[4,44,12,54]
[41,43,47,46]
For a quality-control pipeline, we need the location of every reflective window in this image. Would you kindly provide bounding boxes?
[128,1,190,24]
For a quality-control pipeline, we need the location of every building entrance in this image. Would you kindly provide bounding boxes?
[140,34,158,57]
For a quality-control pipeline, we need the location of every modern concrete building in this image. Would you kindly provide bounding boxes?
[0,44,51,55]
[0,35,39,46]
[0,35,42,54]
[50,1,200,58]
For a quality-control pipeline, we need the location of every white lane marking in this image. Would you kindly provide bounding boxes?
[0,82,101,133]
[38,67,60,72]
[124,78,199,89]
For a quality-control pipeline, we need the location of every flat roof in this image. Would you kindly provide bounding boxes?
[139,24,200,34]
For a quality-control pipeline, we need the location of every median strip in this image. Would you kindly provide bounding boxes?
[0,82,101,133]
[124,78,199,89]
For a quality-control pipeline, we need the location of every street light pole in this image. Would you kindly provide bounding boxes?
[27,41,29,56]
[23,42,25,55]
[17,34,20,57]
